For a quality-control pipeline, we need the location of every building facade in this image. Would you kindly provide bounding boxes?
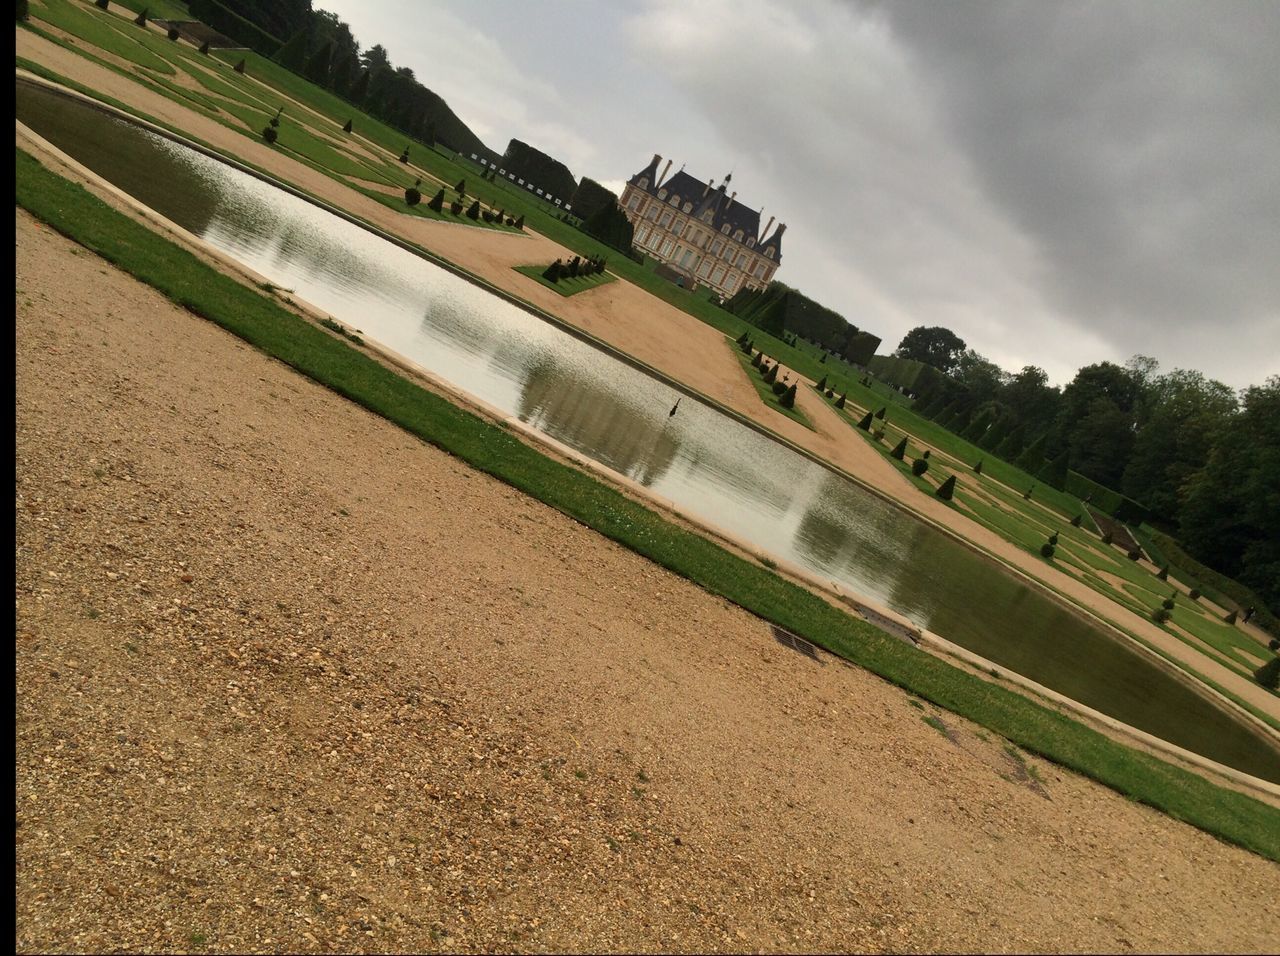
[618,154,784,298]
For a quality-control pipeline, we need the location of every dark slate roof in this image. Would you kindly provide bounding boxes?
[760,223,785,261]
[627,154,661,187]
[649,169,764,244]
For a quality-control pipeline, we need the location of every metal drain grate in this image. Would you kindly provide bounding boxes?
[770,625,823,664]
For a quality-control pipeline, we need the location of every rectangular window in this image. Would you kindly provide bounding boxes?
[627,192,641,210]
[681,249,694,267]
[697,259,712,278]
[645,205,658,221]
[736,253,747,268]
[711,266,725,285]
[684,224,695,239]
[636,225,650,245]
[660,239,676,257]
[711,239,723,255]
[660,211,673,227]
[754,261,766,278]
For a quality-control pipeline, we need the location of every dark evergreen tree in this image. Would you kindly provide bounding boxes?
[330,53,356,97]
[348,70,371,106]
[96,0,109,9]
[399,147,410,164]
[273,27,311,72]
[1156,565,1168,580]
[937,475,957,500]
[304,42,334,87]
[891,438,908,460]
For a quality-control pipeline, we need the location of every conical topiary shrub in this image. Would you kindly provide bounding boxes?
[1189,588,1201,601]
[542,259,562,282]
[751,351,763,368]
[455,178,466,196]
[234,59,246,73]
[1254,657,1280,690]
[1102,531,1113,545]
[1023,484,1034,500]
[973,460,983,475]
[428,188,444,212]
[816,375,827,391]
[937,475,957,501]
[1071,514,1082,527]
[465,199,481,220]
[1156,565,1169,580]
[912,458,929,477]
[764,363,779,385]
[134,9,147,27]
[835,394,846,409]
[199,40,210,54]
[449,199,463,215]
[1224,610,1238,625]
[514,215,524,230]
[96,0,108,8]
[857,411,873,431]
[891,437,907,460]
[874,407,886,419]
[781,383,797,408]
[342,118,353,133]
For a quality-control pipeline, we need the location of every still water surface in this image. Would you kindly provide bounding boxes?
[18,80,1278,782]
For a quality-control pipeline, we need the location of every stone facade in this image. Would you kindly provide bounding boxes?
[618,154,784,298]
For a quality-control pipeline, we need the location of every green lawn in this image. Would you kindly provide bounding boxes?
[513,264,617,296]
[19,145,1280,861]
[31,0,177,74]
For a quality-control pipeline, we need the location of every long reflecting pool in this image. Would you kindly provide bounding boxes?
[18,80,1280,783]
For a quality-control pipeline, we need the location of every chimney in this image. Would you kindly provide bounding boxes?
[658,158,673,187]
[729,191,736,206]
[761,214,775,241]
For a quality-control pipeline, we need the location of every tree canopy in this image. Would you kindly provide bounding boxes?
[894,326,968,374]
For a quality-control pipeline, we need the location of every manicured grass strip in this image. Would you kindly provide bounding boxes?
[15,146,1280,863]
[732,349,813,430]
[31,0,176,74]
[513,264,617,296]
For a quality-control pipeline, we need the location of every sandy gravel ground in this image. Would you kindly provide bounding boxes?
[15,206,1280,953]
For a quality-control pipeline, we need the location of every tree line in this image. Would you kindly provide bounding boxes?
[885,325,1278,611]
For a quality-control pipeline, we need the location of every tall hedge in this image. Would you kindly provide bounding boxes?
[187,0,283,56]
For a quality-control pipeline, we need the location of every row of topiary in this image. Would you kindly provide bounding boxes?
[736,335,798,409]
[541,255,606,283]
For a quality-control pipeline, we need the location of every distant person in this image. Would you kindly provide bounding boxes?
[1244,606,1256,623]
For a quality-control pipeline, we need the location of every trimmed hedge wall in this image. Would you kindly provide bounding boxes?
[1065,470,1149,524]
[188,0,282,57]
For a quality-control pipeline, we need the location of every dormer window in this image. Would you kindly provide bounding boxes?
[638,178,649,189]
[702,211,714,223]
[682,202,692,213]
[766,248,775,259]
[669,194,680,205]
[747,238,755,247]
[733,229,745,242]
[658,188,667,199]
[721,224,730,234]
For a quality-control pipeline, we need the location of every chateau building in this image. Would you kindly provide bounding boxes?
[619,154,784,298]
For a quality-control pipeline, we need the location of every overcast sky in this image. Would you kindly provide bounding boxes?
[318,0,1279,390]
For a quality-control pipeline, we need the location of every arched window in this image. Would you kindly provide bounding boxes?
[733,229,744,242]
[638,178,649,189]
[702,211,714,223]
[721,224,730,234]
[658,188,668,199]
[682,202,692,213]
[669,194,680,206]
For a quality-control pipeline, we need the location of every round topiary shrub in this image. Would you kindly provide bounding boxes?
[96,0,109,9]
[1127,549,1141,560]
[1048,532,1059,546]
[261,126,277,144]
[449,200,463,215]
[772,380,787,397]
[167,25,179,41]
[1269,639,1280,652]
[912,459,929,477]
[825,388,834,399]
[922,450,931,460]
[1152,607,1171,624]
[405,179,421,206]
[1189,588,1201,601]
[1040,542,1056,559]
[399,148,410,164]
[1162,596,1175,610]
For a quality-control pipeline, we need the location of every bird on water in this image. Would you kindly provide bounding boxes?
[669,398,681,417]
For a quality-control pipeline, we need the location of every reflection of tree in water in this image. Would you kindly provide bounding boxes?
[17,84,222,237]
[792,474,917,603]
[516,355,679,487]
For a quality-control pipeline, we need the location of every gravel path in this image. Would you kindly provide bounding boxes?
[15,207,1280,952]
